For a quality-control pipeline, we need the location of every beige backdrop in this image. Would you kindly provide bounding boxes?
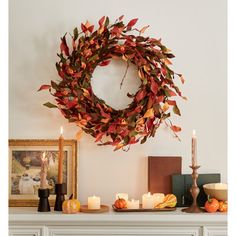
[9,0,227,204]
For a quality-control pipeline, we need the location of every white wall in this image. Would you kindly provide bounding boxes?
[9,0,227,204]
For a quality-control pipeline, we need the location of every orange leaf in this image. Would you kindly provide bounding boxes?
[171,125,181,132]
[76,130,83,141]
[162,102,169,112]
[143,108,154,118]
[140,25,149,34]
[114,143,124,151]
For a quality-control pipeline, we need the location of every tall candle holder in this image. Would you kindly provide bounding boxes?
[54,183,66,211]
[182,165,204,213]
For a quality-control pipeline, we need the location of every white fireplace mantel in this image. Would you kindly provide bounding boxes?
[9,207,227,236]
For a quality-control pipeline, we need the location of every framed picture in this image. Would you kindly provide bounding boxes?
[9,139,78,207]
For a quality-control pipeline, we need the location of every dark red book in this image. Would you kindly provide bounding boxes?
[148,156,182,194]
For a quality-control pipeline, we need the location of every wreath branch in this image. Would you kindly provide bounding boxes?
[164,118,181,141]
[120,62,129,89]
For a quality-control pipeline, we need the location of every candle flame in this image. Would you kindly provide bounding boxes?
[60,126,63,135]
[131,199,134,202]
[148,192,151,196]
[192,129,196,137]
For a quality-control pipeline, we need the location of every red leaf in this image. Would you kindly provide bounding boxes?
[88,25,94,33]
[146,118,154,129]
[135,90,146,102]
[129,136,138,144]
[157,95,164,103]
[60,36,69,56]
[95,132,104,142]
[111,26,124,37]
[99,16,105,26]
[119,15,124,21]
[119,129,129,138]
[38,84,51,91]
[171,125,181,132]
[127,18,138,29]
[167,89,177,97]
[66,100,78,109]
[150,78,158,94]
[108,124,116,133]
[58,70,65,79]
[81,23,87,33]
[161,67,167,76]
[99,60,111,66]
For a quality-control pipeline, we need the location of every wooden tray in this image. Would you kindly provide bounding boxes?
[112,204,176,212]
[80,205,109,213]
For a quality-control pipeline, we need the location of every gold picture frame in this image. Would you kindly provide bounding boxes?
[9,139,78,207]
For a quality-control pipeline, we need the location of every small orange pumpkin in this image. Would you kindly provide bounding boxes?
[155,194,177,208]
[218,201,227,212]
[114,198,127,209]
[62,194,80,214]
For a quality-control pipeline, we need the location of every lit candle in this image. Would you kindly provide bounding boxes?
[192,129,197,166]
[142,192,154,209]
[115,193,128,201]
[127,199,140,209]
[58,126,64,184]
[40,152,48,189]
[88,195,101,209]
[153,193,165,207]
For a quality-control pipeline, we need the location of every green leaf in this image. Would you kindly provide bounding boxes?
[43,102,57,108]
[73,27,79,40]
[105,17,110,27]
[173,105,181,116]
[123,136,130,145]
[51,81,58,90]
[129,130,138,137]
[141,136,147,144]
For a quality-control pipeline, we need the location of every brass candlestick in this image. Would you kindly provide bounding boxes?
[182,165,204,213]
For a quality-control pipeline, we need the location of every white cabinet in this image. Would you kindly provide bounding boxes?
[203,226,227,236]
[48,226,201,236]
[9,226,45,236]
[9,208,227,236]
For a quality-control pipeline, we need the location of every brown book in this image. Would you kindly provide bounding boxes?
[148,156,182,194]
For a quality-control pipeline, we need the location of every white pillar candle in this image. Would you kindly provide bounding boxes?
[115,193,128,201]
[153,193,165,206]
[88,195,101,209]
[127,199,140,209]
[142,192,154,209]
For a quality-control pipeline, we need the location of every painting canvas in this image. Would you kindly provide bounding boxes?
[9,139,77,206]
[11,150,67,196]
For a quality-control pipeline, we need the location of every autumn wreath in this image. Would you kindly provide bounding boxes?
[39,16,185,151]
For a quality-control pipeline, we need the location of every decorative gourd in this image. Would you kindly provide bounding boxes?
[218,201,227,212]
[62,194,80,214]
[114,198,127,209]
[155,194,177,208]
[204,197,219,213]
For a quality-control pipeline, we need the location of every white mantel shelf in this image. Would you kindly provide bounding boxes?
[9,207,227,225]
[9,207,227,236]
